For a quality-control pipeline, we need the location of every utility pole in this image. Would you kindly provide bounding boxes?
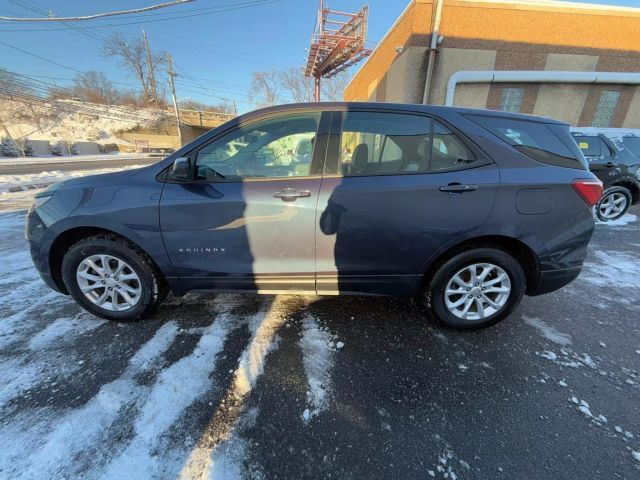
[166,53,183,147]
[142,30,158,106]
[231,99,238,116]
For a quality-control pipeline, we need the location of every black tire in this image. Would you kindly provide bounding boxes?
[424,248,526,329]
[596,186,632,221]
[61,235,168,321]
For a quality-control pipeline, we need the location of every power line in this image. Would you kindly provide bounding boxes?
[6,0,110,43]
[0,0,193,22]
[0,0,282,30]
[0,40,136,89]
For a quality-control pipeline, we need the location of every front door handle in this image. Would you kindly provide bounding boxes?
[273,188,311,201]
[439,183,478,193]
[605,161,615,168]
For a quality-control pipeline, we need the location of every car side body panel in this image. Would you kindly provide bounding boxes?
[26,102,598,303]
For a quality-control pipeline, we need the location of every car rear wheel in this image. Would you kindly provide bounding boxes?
[425,248,526,329]
[61,235,167,321]
[596,186,631,221]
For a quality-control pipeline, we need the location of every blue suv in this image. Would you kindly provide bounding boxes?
[27,103,601,328]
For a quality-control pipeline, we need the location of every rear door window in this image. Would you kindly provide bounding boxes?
[467,114,585,169]
[337,112,479,176]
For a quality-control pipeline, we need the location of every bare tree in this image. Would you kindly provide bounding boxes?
[102,33,165,103]
[249,70,279,108]
[70,71,120,104]
[322,72,349,102]
[279,68,314,103]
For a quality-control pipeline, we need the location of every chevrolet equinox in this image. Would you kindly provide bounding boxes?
[27,103,602,329]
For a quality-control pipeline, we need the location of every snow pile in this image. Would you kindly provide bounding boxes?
[300,316,338,423]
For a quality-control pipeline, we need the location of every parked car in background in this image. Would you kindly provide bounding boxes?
[571,128,640,221]
[27,103,601,329]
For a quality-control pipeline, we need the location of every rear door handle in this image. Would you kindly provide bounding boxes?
[605,162,615,168]
[439,184,478,193]
[273,189,311,201]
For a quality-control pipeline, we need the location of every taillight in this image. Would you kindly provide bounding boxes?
[572,179,603,207]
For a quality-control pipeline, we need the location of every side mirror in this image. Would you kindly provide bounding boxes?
[171,157,191,180]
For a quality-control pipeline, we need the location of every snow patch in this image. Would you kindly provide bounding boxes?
[97,317,233,479]
[178,296,295,479]
[596,213,636,227]
[300,316,337,423]
[523,316,572,346]
[8,321,180,479]
[28,316,105,350]
[581,250,640,290]
[0,165,147,194]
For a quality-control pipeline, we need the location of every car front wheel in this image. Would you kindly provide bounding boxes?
[61,235,167,321]
[596,186,631,221]
[425,248,526,329]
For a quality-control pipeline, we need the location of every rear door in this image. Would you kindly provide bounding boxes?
[315,110,500,295]
[160,110,329,293]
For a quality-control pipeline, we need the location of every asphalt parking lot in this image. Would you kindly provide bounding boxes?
[0,207,638,480]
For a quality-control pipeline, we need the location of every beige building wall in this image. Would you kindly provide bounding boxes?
[623,89,640,128]
[428,48,496,105]
[384,47,428,103]
[532,53,597,123]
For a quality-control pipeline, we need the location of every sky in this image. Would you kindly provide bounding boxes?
[0,0,638,113]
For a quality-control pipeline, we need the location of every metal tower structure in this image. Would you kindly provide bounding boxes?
[304,1,371,101]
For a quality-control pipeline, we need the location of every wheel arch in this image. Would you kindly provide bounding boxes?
[610,178,639,204]
[49,226,168,295]
[414,235,540,297]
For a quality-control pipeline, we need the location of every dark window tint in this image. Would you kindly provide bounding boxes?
[467,114,584,169]
[338,112,477,176]
[622,137,640,157]
[431,121,475,171]
[572,135,608,158]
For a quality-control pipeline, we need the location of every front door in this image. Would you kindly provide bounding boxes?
[315,110,500,295]
[160,110,329,293]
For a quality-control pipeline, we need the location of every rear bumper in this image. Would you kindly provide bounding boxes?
[529,266,582,296]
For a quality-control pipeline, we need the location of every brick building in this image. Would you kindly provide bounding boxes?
[344,0,640,128]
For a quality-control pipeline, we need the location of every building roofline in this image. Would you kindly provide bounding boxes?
[443,0,640,16]
[344,0,414,95]
[344,0,640,97]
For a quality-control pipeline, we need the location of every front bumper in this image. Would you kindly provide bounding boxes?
[529,266,582,296]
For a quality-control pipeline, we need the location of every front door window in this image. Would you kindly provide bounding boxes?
[194,113,322,180]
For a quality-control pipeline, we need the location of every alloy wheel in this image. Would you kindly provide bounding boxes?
[598,192,628,220]
[76,254,142,312]
[444,263,511,321]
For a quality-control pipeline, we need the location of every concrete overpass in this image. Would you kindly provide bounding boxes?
[178,109,236,144]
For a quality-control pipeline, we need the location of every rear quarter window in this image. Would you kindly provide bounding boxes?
[467,114,587,169]
[621,137,640,157]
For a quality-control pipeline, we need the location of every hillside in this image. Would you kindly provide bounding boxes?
[0,96,172,145]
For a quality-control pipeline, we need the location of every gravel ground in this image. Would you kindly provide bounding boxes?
[0,207,638,480]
